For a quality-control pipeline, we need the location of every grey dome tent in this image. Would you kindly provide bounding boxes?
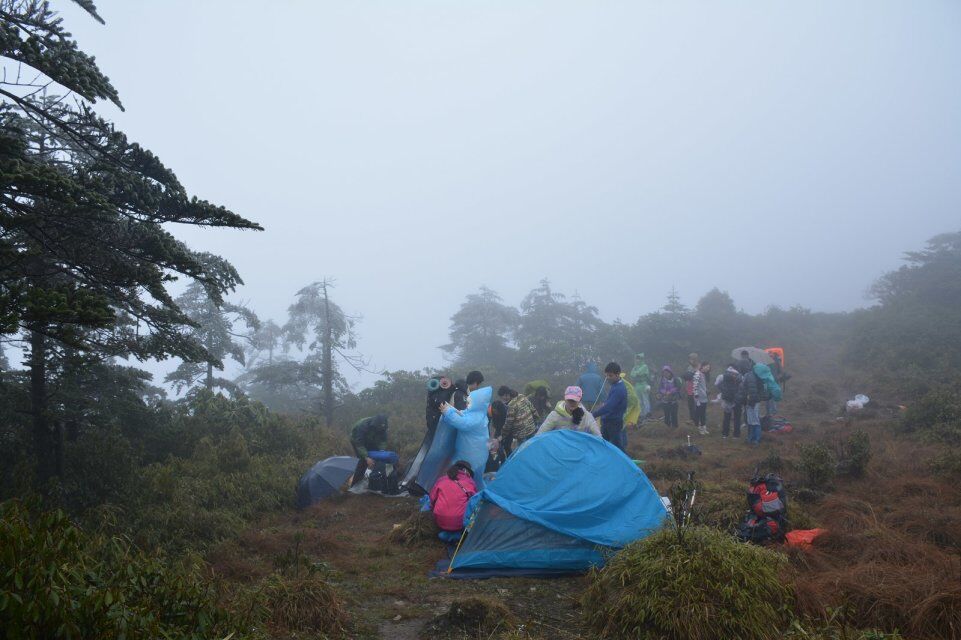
[296,456,357,509]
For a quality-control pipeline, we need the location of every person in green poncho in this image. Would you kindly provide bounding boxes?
[630,353,652,419]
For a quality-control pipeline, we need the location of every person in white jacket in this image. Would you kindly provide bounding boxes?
[536,386,602,437]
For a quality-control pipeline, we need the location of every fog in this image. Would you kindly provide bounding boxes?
[63,0,961,388]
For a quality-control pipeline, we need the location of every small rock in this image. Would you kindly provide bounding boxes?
[497,588,509,595]
[393,614,402,621]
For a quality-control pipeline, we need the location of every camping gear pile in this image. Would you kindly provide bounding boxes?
[736,473,788,544]
[364,450,401,495]
[766,415,793,434]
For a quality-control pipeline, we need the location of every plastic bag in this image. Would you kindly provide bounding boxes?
[846,394,870,411]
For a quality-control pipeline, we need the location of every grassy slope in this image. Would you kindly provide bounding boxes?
[210,388,961,640]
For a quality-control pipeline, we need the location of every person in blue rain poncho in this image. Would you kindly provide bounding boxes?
[438,386,493,491]
[577,362,606,407]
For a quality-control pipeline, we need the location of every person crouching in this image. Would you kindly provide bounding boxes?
[429,461,477,533]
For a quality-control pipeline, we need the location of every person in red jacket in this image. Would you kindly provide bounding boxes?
[429,461,478,532]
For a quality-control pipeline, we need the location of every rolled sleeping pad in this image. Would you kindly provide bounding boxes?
[368,450,399,465]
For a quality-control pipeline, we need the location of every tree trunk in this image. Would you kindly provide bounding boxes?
[206,361,213,390]
[29,328,55,484]
[322,283,335,427]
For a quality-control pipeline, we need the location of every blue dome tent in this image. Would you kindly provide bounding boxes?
[437,430,668,577]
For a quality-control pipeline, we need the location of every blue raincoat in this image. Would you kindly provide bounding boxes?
[577,362,606,406]
[433,386,493,492]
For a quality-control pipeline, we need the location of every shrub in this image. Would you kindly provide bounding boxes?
[692,481,746,533]
[388,510,440,546]
[420,597,516,639]
[582,526,794,639]
[799,444,836,490]
[836,430,871,477]
[260,572,349,636]
[132,453,303,552]
[901,388,961,445]
[0,500,237,640]
[763,451,785,474]
[930,451,961,476]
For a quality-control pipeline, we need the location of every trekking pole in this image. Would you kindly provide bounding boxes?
[590,385,604,411]
[685,471,697,527]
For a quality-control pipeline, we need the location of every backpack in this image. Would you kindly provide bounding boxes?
[747,474,787,518]
[368,462,400,495]
[737,515,784,544]
[737,473,787,544]
[720,370,741,402]
[426,377,455,433]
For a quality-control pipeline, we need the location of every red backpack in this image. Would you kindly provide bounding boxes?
[748,474,786,518]
[737,474,788,544]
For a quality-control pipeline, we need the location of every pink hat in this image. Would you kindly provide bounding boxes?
[564,385,583,401]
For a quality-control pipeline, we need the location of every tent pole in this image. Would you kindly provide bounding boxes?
[446,509,478,574]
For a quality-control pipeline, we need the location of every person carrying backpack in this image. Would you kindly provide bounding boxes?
[577,361,606,407]
[737,367,764,445]
[429,461,477,532]
[657,365,681,428]
[716,364,743,439]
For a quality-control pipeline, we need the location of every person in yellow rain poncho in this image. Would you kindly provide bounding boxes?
[622,373,641,427]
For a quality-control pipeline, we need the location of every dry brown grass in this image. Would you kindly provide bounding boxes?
[387,509,440,546]
[262,572,351,636]
[204,392,961,639]
[420,596,517,639]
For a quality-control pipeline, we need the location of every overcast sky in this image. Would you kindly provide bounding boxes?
[59,0,961,388]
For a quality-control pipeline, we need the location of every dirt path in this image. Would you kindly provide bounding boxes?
[210,490,592,639]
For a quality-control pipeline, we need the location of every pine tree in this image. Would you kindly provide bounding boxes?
[284,280,365,426]
[443,286,519,369]
[164,281,259,394]
[0,3,261,482]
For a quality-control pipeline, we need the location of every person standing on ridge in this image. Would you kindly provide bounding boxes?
[498,386,538,455]
[592,362,629,451]
[693,361,711,435]
[684,352,700,425]
[577,361,606,408]
[657,365,681,428]
[630,353,652,420]
[452,370,485,410]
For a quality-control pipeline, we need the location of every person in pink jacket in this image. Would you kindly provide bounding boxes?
[429,460,477,532]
